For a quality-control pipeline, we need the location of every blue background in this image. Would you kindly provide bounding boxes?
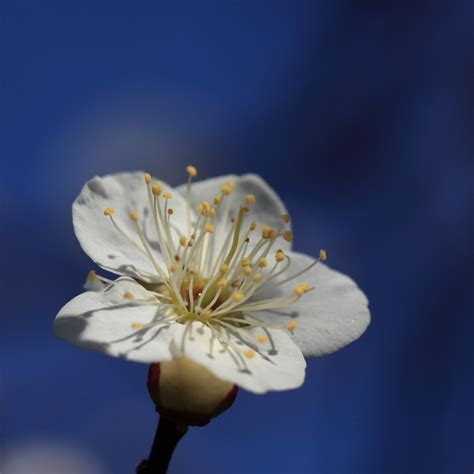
[1,1,472,473]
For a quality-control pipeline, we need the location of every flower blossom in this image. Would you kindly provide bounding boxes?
[54,168,370,394]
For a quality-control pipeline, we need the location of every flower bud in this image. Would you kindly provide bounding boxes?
[147,357,238,427]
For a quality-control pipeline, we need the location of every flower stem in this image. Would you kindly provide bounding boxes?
[136,417,188,474]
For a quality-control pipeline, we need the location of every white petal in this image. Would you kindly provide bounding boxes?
[176,174,293,255]
[170,321,306,394]
[73,172,189,282]
[53,277,176,363]
[253,251,370,357]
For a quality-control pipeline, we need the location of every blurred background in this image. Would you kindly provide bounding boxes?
[1,1,472,473]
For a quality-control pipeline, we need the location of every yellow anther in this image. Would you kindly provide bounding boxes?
[123,291,134,301]
[252,273,262,282]
[220,263,229,274]
[221,184,232,195]
[245,194,256,205]
[262,225,274,239]
[213,194,222,205]
[163,192,172,199]
[217,278,228,289]
[280,214,290,223]
[86,270,97,281]
[226,179,235,190]
[179,236,187,246]
[186,165,197,177]
[257,335,269,344]
[197,201,211,216]
[103,207,115,216]
[287,320,297,331]
[294,286,305,296]
[250,221,257,231]
[233,291,245,302]
[131,322,144,330]
[242,265,252,276]
[244,349,255,359]
[144,173,151,184]
[204,224,214,233]
[169,264,177,273]
[275,250,286,262]
[294,282,310,296]
[208,208,216,218]
[129,211,138,222]
[152,182,163,196]
[167,208,174,215]
[283,230,293,242]
[240,258,251,267]
[319,249,327,261]
[258,258,267,268]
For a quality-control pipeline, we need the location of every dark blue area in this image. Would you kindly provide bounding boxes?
[1,1,472,473]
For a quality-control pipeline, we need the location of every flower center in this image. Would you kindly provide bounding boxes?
[97,167,328,346]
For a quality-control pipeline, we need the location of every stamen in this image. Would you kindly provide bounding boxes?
[129,210,167,279]
[152,182,163,196]
[294,283,310,296]
[275,250,285,262]
[233,291,245,302]
[287,320,297,331]
[104,210,147,256]
[103,169,324,350]
[283,230,293,242]
[262,225,276,240]
[242,265,252,276]
[185,166,197,234]
[245,194,256,205]
[221,183,232,195]
[87,270,98,281]
[186,165,197,177]
[103,207,115,216]
[223,206,246,266]
[244,349,255,359]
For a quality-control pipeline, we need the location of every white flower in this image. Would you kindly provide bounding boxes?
[54,169,370,394]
